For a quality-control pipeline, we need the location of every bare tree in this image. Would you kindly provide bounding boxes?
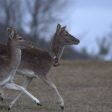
[0,0,82,60]
[23,0,70,43]
[96,36,110,60]
[0,0,22,28]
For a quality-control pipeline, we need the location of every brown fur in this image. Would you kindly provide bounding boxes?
[0,24,80,77]
[0,24,80,109]
[21,48,53,75]
[0,46,53,76]
[0,27,32,82]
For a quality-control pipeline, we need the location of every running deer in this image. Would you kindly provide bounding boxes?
[0,27,41,109]
[0,24,80,109]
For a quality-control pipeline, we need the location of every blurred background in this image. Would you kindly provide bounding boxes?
[0,0,112,61]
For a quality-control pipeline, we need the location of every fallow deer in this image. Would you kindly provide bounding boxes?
[0,24,80,109]
[0,27,41,109]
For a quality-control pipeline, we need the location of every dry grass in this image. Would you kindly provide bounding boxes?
[1,60,112,112]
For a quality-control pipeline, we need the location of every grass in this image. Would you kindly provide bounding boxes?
[1,60,112,112]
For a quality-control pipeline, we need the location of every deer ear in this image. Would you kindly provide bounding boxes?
[7,27,10,32]
[57,24,61,31]
[62,26,66,30]
[7,27,15,40]
[10,31,15,40]
[56,24,61,35]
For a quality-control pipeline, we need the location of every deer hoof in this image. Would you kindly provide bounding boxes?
[37,103,42,106]
[34,100,42,106]
[0,97,4,101]
[0,93,4,101]
[8,107,11,111]
[60,105,64,110]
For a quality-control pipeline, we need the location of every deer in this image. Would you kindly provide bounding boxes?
[0,24,80,110]
[0,27,41,109]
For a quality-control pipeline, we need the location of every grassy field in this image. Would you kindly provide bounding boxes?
[1,60,112,112]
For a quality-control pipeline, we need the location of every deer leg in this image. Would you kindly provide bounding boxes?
[9,77,35,109]
[0,76,12,101]
[39,75,64,110]
[3,82,40,110]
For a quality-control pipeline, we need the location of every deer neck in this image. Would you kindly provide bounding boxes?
[52,45,64,60]
[0,40,21,85]
[51,34,64,60]
[51,34,65,67]
[7,39,21,71]
[51,41,64,67]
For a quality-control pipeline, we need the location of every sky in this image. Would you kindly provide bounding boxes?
[62,0,112,55]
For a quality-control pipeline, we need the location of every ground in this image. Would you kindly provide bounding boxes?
[0,60,112,112]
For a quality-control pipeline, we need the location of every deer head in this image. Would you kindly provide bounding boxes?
[7,27,32,49]
[52,24,80,67]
